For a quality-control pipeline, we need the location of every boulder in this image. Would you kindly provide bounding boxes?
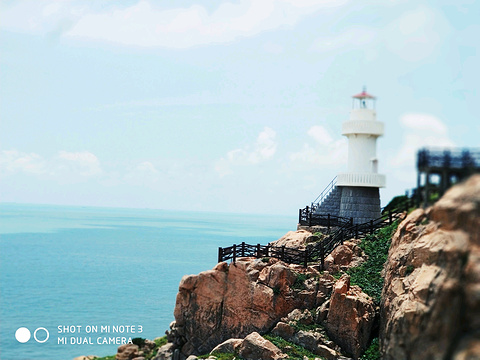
[210,338,243,355]
[116,344,140,360]
[237,332,287,360]
[380,175,480,360]
[271,322,295,340]
[324,240,365,272]
[269,230,312,249]
[154,343,175,360]
[281,308,313,325]
[326,274,376,359]
[174,257,329,355]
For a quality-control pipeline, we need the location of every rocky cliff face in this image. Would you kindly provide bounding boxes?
[380,175,480,360]
[173,257,331,355]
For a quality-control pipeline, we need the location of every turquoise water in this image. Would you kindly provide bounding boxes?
[0,204,296,360]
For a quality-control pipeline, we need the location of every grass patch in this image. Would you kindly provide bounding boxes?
[199,352,240,360]
[360,337,380,360]
[292,273,309,290]
[406,265,415,275]
[264,335,318,360]
[347,221,399,303]
[95,335,168,360]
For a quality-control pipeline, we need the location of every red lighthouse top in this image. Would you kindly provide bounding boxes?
[351,87,376,109]
[352,87,376,99]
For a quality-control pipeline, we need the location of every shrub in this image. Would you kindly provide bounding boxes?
[347,221,399,303]
[264,335,317,360]
[292,273,309,290]
[360,337,381,360]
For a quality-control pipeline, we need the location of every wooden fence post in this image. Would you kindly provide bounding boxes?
[218,247,223,263]
[241,242,245,257]
[327,214,331,231]
[299,209,302,225]
[233,244,237,264]
[256,244,260,258]
[281,246,285,262]
[389,210,392,225]
[266,245,270,257]
[355,224,359,239]
[370,220,374,234]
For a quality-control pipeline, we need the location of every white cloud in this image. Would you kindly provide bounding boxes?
[1,0,349,48]
[0,149,103,179]
[391,113,454,168]
[57,150,102,177]
[215,127,277,177]
[0,150,46,175]
[289,125,347,167]
[400,113,448,135]
[307,125,333,145]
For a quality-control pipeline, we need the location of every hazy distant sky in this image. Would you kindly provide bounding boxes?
[1,0,478,214]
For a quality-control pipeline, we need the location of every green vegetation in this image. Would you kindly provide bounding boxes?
[292,273,309,290]
[347,221,399,303]
[382,195,408,214]
[95,356,116,360]
[360,338,381,360]
[95,336,168,360]
[199,352,240,360]
[406,265,415,275]
[264,335,321,360]
[154,336,168,347]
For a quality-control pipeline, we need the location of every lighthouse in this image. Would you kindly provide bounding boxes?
[336,88,385,223]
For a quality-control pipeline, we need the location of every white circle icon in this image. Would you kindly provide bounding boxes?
[15,327,31,343]
[34,327,49,343]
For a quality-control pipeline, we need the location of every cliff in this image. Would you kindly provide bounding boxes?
[380,175,480,359]
[107,175,480,360]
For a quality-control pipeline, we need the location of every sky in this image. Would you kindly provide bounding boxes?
[0,0,479,215]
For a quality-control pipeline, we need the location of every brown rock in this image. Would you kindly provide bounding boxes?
[326,274,376,359]
[380,175,480,360]
[316,344,339,360]
[314,299,330,324]
[330,244,354,265]
[174,257,327,355]
[153,343,175,360]
[237,332,287,360]
[271,322,295,340]
[282,308,313,325]
[116,344,140,360]
[210,338,243,355]
[269,230,312,249]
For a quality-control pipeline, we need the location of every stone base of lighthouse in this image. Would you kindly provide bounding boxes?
[338,186,381,224]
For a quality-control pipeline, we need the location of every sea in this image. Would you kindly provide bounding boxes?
[0,203,296,360]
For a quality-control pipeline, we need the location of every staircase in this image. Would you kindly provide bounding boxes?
[313,186,341,217]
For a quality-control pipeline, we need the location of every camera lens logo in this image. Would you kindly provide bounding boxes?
[15,327,49,343]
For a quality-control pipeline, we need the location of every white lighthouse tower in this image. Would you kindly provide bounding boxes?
[336,88,386,222]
